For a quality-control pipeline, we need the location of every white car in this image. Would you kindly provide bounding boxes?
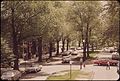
[25,64,42,73]
[76,47,82,50]
[62,56,71,63]
[112,52,119,60]
[71,51,78,56]
[1,68,13,76]
[1,70,22,80]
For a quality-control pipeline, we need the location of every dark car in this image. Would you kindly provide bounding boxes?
[1,70,21,80]
[25,64,42,73]
[70,47,76,51]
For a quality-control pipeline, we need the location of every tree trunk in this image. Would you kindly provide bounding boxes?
[82,31,86,62]
[62,39,65,52]
[83,40,87,62]
[49,41,53,58]
[92,43,94,52]
[31,40,36,56]
[78,40,81,47]
[86,39,89,58]
[11,7,19,70]
[27,41,31,59]
[56,40,59,55]
[38,37,42,62]
[66,38,69,51]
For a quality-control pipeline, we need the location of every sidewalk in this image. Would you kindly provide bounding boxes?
[75,65,94,80]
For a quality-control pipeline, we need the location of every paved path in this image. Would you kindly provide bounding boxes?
[83,64,119,80]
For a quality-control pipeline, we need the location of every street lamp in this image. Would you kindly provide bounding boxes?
[70,61,72,79]
[69,54,72,79]
[82,39,85,61]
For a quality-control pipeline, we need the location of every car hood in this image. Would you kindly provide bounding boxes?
[1,74,14,80]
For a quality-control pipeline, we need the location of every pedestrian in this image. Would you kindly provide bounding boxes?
[106,61,110,70]
[83,62,86,68]
[80,58,83,70]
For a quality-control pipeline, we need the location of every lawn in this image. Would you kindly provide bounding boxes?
[47,70,92,80]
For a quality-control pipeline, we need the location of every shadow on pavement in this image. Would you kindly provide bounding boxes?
[20,71,49,79]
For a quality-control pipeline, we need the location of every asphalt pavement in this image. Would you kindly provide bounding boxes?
[20,61,119,80]
[19,51,119,80]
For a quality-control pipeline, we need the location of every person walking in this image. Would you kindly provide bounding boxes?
[106,61,110,70]
[83,62,86,68]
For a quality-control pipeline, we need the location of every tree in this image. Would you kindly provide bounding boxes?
[1,1,50,68]
[66,1,102,60]
[101,1,119,47]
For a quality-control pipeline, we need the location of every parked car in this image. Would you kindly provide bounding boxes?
[0,68,13,76]
[25,64,42,73]
[93,59,118,66]
[61,51,71,57]
[76,47,82,50]
[1,70,21,80]
[70,47,76,51]
[71,51,78,55]
[112,52,120,60]
[62,55,71,63]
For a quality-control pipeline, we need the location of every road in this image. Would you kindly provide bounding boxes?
[20,62,119,80]
[20,51,119,80]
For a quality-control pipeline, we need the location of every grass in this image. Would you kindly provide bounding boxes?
[47,70,91,80]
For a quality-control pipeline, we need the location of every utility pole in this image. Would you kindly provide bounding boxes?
[69,55,72,79]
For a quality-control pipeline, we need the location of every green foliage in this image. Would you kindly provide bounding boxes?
[1,1,119,65]
[1,37,15,68]
[101,1,119,46]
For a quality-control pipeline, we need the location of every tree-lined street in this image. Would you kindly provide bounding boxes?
[19,51,119,80]
[1,1,119,80]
